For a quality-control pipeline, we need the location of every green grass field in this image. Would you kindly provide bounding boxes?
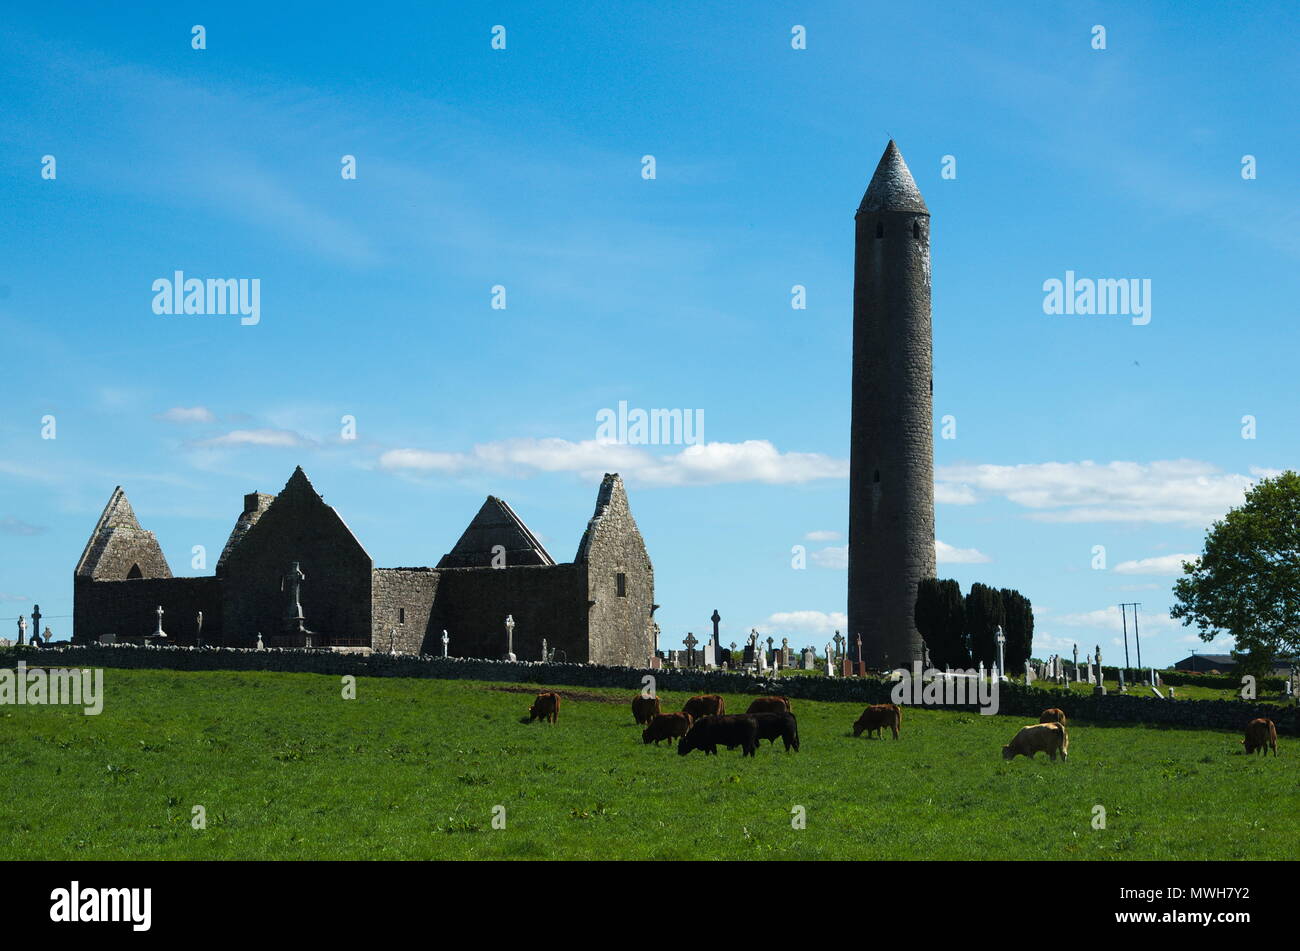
[1,667,1294,860]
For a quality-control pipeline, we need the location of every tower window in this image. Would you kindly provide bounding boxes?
[875,221,884,239]
[399,608,406,624]
[616,572,627,597]
[873,470,881,483]
[913,221,921,239]
[127,563,143,579]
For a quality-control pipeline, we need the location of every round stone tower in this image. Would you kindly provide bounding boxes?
[848,140,935,669]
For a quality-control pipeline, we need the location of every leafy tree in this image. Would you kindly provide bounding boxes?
[965,582,1005,667]
[999,587,1034,675]
[1171,470,1300,670]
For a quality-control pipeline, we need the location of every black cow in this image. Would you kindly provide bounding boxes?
[752,711,800,751]
[677,715,759,757]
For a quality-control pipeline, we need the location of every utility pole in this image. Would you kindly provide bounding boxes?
[1119,603,1130,670]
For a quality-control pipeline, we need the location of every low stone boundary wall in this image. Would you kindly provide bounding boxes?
[4,644,1293,734]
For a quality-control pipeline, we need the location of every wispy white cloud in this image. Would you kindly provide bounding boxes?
[935,459,1263,526]
[936,539,991,564]
[194,428,314,449]
[1113,553,1198,575]
[811,546,847,569]
[0,517,47,536]
[805,529,840,542]
[378,438,847,487]
[156,406,216,424]
[764,611,847,638]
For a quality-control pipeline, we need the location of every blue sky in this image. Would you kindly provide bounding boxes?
[2,1,1297,665]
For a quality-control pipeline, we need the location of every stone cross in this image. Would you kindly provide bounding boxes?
[256,632,264,650]
[542,637,549,661]
[441,630,449,657]
[833,631,844,658]
[766,635,774,654]
[282,561,307,624]
[154,604,167,638]
[196,610,204,646]
[31,605,41,643]
[825,644,835,677]
[1072,643,1078,677]
[390,629,397,654]
[855,633,863,665]
[781,637,790,663]
[16,615,25,646]
[711,609,721,641]
[684,632,698,667]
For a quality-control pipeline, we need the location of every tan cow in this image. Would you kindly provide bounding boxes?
[1039,707,1068,727]
[1002,722,1068,761]
[852,703,902,739]
[642,712,693,745]
[746,696,792,715]
[632,695,661,725]
[683,694,725,720]
[525,691,560,724]
[1243,718,1277,756]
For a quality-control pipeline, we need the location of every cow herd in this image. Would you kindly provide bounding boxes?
[523,691,1283,761]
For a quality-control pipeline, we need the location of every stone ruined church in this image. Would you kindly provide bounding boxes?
[73,467,655,665]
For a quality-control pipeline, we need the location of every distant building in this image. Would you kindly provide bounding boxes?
[1172,654,1238,674]
[73,467,655,664]
[1172,653,1298,676]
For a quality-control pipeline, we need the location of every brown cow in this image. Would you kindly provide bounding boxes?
[1039,707,1068,727]
[525,691,560,724]
[852,703,902,739]
[642,712,693,745]
[683,694,725,720]
[1243,718,1278,756]
[632,695,661,725]
[746,696,792,715]
[1002,722,1068,761]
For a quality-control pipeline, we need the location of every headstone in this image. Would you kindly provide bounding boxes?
[649,655,662,670]
[758,648,769,673]
[16,615,26,646]
[196,610,204,647]
[703,640,716,668]
[802,647,816,670]
[256,633,265,650]
[842,657,854,678]
[1025,664,1036,685]
[825,644,835,678]
[441,630,450,657]
[541,637,548,661]
[780,637,791,667]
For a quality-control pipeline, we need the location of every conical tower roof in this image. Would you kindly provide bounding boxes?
[857,140,928,215]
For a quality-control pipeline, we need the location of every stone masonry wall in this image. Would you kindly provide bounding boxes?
[12,644,1295,734]
[72,576,222,644]
[371,569,439,654]
[430,564,588,661]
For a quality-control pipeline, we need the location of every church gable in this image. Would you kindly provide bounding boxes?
[436,496,556,569]
[75,487,172,580]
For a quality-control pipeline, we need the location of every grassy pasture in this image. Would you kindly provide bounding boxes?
[0,668,1294,860]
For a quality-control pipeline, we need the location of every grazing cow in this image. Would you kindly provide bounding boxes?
[852,703,902,739]
[1039,707,1068,727]
[642,712,693,745]
[1243,718,1278,756]
[632,695,661,725]
[683,694,725,720]
[525,691,560,724]
[746,696,792,715]
[752,711,800,751]
[678,714,758,757]
[1002,722,1068,761]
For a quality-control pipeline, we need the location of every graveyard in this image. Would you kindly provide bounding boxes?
[0,664,1293,861]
